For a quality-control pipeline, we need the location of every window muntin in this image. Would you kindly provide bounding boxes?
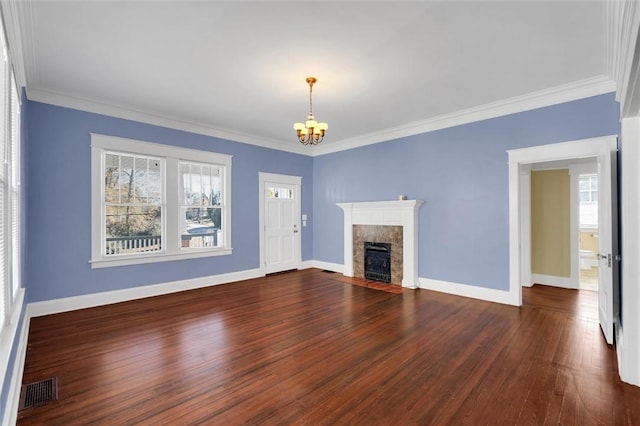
[91,134,232,268]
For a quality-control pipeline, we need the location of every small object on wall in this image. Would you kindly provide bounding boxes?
[398,195,407,200]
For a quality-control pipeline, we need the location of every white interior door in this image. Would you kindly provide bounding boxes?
[597,149,616,344]
[259,173,301,274]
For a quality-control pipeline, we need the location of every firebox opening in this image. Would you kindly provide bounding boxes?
[364,242,391,283]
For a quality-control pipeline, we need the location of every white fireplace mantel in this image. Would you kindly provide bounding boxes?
[337,200,424,288]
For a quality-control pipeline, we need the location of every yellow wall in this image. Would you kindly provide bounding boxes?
[580,231,598,253]
[531,169,571,277]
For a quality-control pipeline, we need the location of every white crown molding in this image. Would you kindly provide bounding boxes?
[604,0,620,82]
[606,0,640,117]
[26,87,313,157]
[27,75,615,160]
[0,0,35,99]
[312,76,616,156]
[26,75,615,160]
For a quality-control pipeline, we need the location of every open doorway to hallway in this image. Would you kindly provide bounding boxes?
[509,135,617,344]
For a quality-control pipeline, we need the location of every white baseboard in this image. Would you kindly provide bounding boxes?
[3,311,30,426]
[530,273,578,289]
[418,277,518,306]
[300,260,314,269]
[28,268,263,318]
[310,260,344,274]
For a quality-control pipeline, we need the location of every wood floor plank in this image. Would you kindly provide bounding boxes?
[16,270,640,424]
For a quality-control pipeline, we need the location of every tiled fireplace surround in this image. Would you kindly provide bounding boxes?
[337,200,423,288]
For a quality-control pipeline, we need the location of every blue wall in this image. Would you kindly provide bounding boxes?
[25,94,620,299]
[313,93,619,291]
[26,101,314,302]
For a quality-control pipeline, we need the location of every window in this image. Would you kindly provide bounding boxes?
[267,186,293,199]
[179,161,223,249]
[0,8,23,371]
[104,152,162,256]
[579,173,598,228]
[579,174,598,203]
[91,134,232,268]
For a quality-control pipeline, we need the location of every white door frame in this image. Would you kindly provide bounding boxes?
[507,135,618,311]
[258,172,302,275]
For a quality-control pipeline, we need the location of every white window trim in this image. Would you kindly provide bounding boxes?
[90,134,232,268]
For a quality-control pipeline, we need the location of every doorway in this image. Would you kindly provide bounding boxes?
[258,172,302,274]
[508,135,618,344]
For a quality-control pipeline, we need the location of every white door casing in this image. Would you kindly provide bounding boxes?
[259,172,302,274]
[508,135,618,344]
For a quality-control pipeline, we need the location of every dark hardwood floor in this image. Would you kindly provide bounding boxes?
[17,269,640,424]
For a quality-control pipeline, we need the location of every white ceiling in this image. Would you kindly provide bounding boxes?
[14,1,613,155]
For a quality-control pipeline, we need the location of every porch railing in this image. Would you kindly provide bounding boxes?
[106,232,219,255]
[106,235,162,255]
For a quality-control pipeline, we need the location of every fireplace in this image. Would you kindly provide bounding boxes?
[364,242,391,283]
[337,200,423,288]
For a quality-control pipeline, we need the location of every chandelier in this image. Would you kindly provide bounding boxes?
[293,77,328,145]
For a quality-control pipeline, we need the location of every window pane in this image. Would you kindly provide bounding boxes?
[147,159,161,203]
[134,157,148,203]
[267,186,293,198]
[591,190,598,202]
[591,176,598,190]
[580,191,590,202]
[105,206,161,255]
[180,162,221,206]
[105,153,161,206]
[119,155,134,203]
[104,153,120,203]
[181,207,221,249]
[579,178,590,191]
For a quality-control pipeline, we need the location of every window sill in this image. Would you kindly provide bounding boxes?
[89,248,233,269]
